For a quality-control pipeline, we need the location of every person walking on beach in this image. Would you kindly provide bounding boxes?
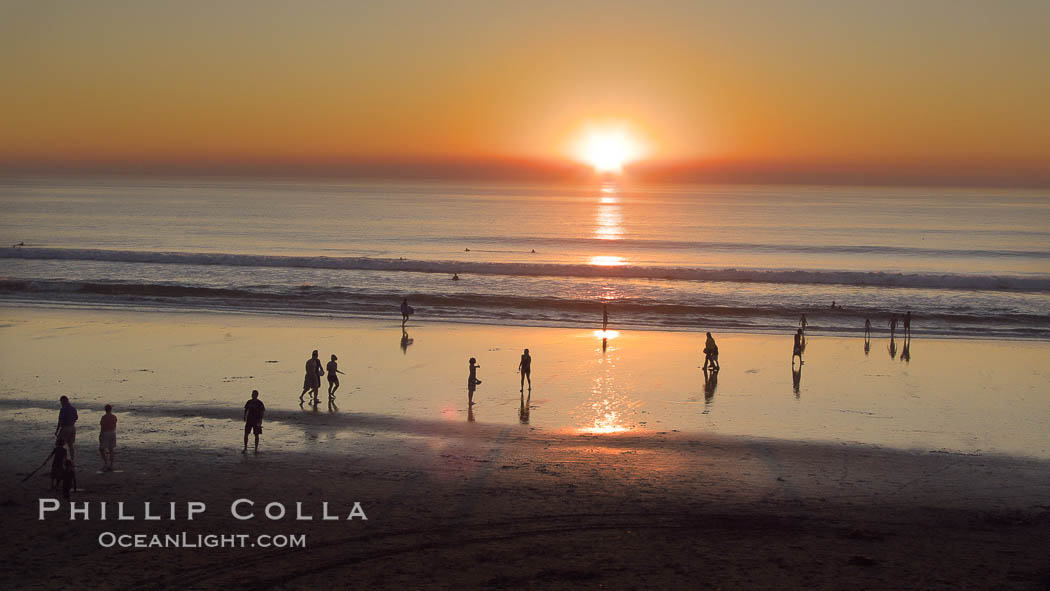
[903,310,912,338]
[467,357,481,404]
[326,354,345,400]
[799,314,808,333]
[401,298,413,325]
[602,304,609,332]
[243,390,265,453]
[517,349,532,391]
[702,332,720,371]
[54,396,78,462]
[792,329,804,365]
[864,318,872,339]
[302,350,324,405]
[98,404,117,472]
[889,314,898,338]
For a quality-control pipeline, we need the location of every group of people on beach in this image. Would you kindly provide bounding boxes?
[29,396,119,498]
[299,350,345,406]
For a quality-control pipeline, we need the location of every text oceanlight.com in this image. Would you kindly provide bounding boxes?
[98,532,307,549]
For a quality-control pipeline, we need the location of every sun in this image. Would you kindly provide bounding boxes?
[574,124,644,174]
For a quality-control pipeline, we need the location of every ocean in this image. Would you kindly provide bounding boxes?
[1,177,1048,338]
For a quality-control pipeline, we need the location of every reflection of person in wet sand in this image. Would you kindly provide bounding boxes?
[702,332,720,370]
[792,364,803,397]
[901,338,911,363]
[242,390,265,453]
[888,336,897,359]
[602,304,609,331]
[517,348,532,391]
[326,354,345,400]
[519,391,530,424]
[467,357,481,405]
[703,367,718,403]
[302,350,324,405]
[792,329,804,365]
[400,328,413,354]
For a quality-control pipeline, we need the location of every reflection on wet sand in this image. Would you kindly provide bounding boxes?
[519,391,530,424]
[901,336,911,363]
[889,336,897,359]
[400,328,413,354]
[703,368,718,406]
[792,364,803,398]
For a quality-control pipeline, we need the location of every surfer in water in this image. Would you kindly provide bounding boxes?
[517,348,532,391]
[452,273,460,281]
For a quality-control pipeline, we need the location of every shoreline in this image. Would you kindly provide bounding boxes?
[3,298,1048,342]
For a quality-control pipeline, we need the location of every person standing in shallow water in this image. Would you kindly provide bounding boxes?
[517,348,532,391]
[864,318,872,339]
[799,314,808,333]
[903,310,912,338]
[889,314,898,338]
[326,354,345,400]
[243,390,265,453]
[303,350,324,405]
[602,304,609,332]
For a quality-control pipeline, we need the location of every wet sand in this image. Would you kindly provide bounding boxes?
[2,307,1050,589]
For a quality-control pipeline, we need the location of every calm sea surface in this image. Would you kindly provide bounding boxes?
[1,177,1048,338]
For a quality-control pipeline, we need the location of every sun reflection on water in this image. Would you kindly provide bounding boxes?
[589,255,626,266]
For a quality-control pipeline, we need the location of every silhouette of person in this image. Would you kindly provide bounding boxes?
[864,318,871,339]
[326,354,345,400]
[519,391,530,424]
[703,367,718,404]
[903,311,912,338]
[792,329,804,365]
[400,298,413,325]
[799,314,808,332]
[400,328,413,354]
[54,395,78,462]
[303,350,324,405]
[792,364,803,398]
[702,332,720,370]
[602,304,609,332]
[901,338,910,363]
[467,357,481,405]
[452,273,460,281]
[98,404,117,472]
[242,390,265,454]
[517,348,532,391]
[830,301,837,309]
[889,314,898,338]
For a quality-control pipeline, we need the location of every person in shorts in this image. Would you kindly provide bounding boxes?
[54,395,78,461]
[326,354,345,400]
[243,390,265,453]
[98,404,117,471]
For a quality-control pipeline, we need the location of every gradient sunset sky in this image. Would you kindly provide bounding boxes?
[2,0,1048,185]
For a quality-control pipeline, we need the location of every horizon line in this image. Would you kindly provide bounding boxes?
[2,155,1049,190]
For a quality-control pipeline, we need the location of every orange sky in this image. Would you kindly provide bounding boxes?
[2,1,1049,185]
